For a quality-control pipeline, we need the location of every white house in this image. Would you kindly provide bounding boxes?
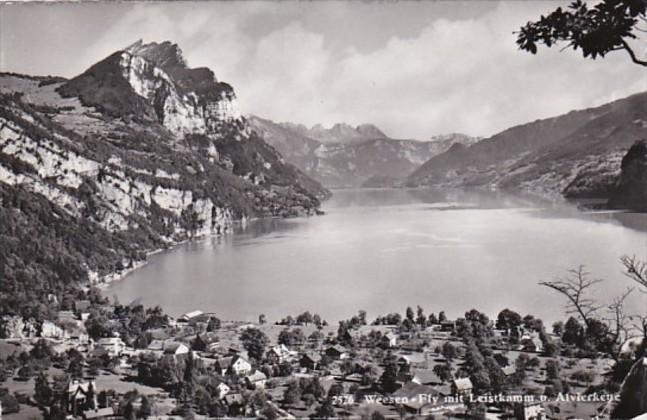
[245,371,267,389]
[41,321,68,340]
[163,341,190,357]
[382,331,398,348]
[230,355,252,376]
[214,381,230,399]
[96,337,126,357]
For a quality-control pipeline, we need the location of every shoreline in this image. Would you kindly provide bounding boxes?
[91,209,327,293]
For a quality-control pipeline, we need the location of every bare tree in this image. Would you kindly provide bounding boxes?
[605,287,634,360]
[621,255,647,291]
[539,265,603,327]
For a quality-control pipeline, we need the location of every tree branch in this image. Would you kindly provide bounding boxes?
[620,39,647,66]
[539,265,603,326]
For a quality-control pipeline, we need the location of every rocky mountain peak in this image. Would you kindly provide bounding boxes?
[125,39,187,71]
[58,40,241,137]
[281,121,388,145]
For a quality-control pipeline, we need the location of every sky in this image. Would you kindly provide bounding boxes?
[0,1,645,139]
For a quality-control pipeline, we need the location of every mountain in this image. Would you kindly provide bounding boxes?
[609,140,647,211]
[0,40,328,317]
[248,115,478,188]
[279,121,388,145]
[407,92,647,199]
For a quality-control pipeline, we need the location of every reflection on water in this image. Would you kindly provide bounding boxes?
[108,188,646,324]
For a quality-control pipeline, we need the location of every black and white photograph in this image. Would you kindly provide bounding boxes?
[0,1,646,419]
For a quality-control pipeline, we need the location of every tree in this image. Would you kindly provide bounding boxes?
[311,398,335,419]
[562,316,585,347]
[517,0,647,66]
[571,369,595,387]
[191,334,207,352]
[433,363,453,383]
[283,380,301,405]
[540,266,602,327]
[239,328,269,361]
[441,342,458,361]
[466,401,487,420]
[416,305,426,327]
[406,307,415,323]
[380,359,399,393]
[496,309,522,331]
[438,311,447,323]
[302,393,316,408]
[34,372,52,406]
[358,310,367,326]
[546,359,560,380]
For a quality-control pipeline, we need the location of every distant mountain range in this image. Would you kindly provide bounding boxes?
[407,92,647,200]
[249,115,478,188]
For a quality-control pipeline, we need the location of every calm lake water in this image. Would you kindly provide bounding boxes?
[108,188,647,325]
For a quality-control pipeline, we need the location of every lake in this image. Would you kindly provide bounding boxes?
[107,188,646,325]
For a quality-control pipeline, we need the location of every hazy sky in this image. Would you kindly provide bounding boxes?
[1,1,645,139]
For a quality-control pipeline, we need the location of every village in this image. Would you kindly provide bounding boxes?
[0,295,630,420]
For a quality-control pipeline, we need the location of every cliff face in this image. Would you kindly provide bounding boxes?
[58,40,242,137]
[0,40,328,306]
[249,115,478,188]
[609,140,647,211]
[407,92,647,200]
[612,357,647,418]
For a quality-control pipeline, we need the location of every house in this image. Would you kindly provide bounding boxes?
[521,336,544,353]
[502,366,516,377]
[66,327,90,347]
[231,355,252,376]
[179,310,204,323]
[146,327,171,341]
[214,381,230,399]
[223,393,245,415]
[398,355,412,367]
[451,378,473,396]
[84,407,115,419]
[58,311,78,323]
[245,370,268,389]
[411,369,442,386]
[390,382,442,414]
[514,401,546,420]
[382,331,398,348]
[325,345,348,360]
[344,326,398,347]
[67,380,97,416]
[300,352,322,371]
[1,316,35,339]
[215,356,233,375]
[215,355,252,376]
[163,341,190,357]
[400,338,429,352]
[41,321,67,340]
[147,340,166,352]
[267,344,292,363]
[197,375,230,399]
[440,321,456,332]
[96,337,126,357]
